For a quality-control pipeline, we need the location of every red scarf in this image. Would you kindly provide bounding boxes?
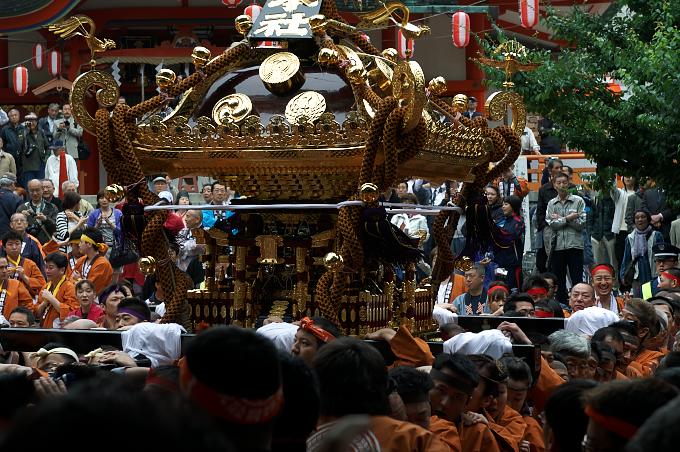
[58,150,67,198]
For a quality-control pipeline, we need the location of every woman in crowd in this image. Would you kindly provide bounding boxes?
[620,209,663,297]
[67,279,105,322]
[87,189,123,259]
[495,195,525,291]
[175,190,191,226]
[55,191,88,252]
[485,185,504,225]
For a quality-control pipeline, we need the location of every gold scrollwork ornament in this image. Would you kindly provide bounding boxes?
[212,94,253,125]
[484,91,527,137]
[69,70,120,134]
[391,60,426,133]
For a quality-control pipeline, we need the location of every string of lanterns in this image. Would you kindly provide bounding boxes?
[13,43,62,96]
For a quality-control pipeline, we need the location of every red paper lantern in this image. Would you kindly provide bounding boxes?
[12,66,28,96]
[244,3,262,21]
[222,0,242,6]
[396,29,413,59]
[48,50,61,77]
[451,12,470,48]
[32,43,44,70]
[519,0,539,29]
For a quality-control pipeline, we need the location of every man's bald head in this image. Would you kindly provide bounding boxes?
[569,283,595,312]
[185,209,203,229]
[27,179,43,202]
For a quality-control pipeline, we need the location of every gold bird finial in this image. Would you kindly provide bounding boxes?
[47,15,116,69]
[356,2,430,40]
[475,40,540,89]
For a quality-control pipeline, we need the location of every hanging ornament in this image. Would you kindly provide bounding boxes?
[396,29,413,59]
[32,43,44,70]
[13,66,28,96]
[48,50,61,77]
[111,59,121,86]
[519,0,539,29]
[244,3,263,21]
[451,12,470,48]
[222,0,243,6]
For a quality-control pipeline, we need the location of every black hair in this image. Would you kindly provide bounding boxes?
[272,353,319,449]
[609,320,640,338]
[504,293,535,313]
[309,316,342,347]
[652,368,680,392]
[625,392,680,452]
[1,230,23,245]
[546,158,563,171]
[657,351,680,372]
[315,337,390,417]
[211,181,226,191]
[44,252,68,269]
[81,226,104,245]
[500,356,533,386]
[541,272,558,284]
[389,366,434,404]
[99,284,132,304]
[432,353,479,391]
[468,354,507,397]
[75,279,96,292]
[522,275,549,292]
[592,327,624,344]
[544,380,598,452]
[9,306,36,325]
[584,379,678,445]
[117,297,151,322]
[62,191,81,210]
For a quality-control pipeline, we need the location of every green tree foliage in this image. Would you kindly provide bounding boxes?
[479,0,680,197]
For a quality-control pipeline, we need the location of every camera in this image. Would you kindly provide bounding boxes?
[26,223,42,236]
[24,143,36,157]
[64,121,70,128]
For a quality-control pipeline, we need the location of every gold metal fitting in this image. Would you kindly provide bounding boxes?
[104,184,125,203]
[359,182,380,204]
[155,68,176,91]
[138,256,157,276]
[428,77,447,96]
[323,252,344,273]
[346,65,366,85]
[381,48,398,63]
[308,14,327,35]
[318,48,339,66]
[235,15,253,36]
[452,94,469,113]
[191,46,211,70]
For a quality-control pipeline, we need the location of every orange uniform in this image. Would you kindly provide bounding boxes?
[489,406,527,452]
[370,415,450,451]
[428,415,462,452]
[7,255,45,296]
[389,325,435,368]
[73,255,113,295]
[630,349,665,377]
[529,357,565,414]
[37,276,78,328]
[522,415,545,452]
[430,415,500,452]
[0,278,33,318]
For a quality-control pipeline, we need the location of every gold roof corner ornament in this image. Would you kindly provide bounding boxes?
[47,15,116,69]
[476,40,540,90]
[356,2,430,40]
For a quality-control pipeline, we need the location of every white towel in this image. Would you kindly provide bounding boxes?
[121,322,186,367]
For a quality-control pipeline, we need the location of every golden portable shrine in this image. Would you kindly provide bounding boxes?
[53,0,527,334]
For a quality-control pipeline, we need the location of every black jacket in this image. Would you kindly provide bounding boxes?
[0,187,21,232]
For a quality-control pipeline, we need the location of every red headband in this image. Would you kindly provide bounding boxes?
[534,309,554,318]
[662,271,680,285]
[488,285,509,294]
[300,317,336,343]
[527,287,548,297]
[179,359,284,425]
[585,405,638,439]
[591,265,614,276]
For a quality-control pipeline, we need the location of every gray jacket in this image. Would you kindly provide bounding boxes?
[546,194,586,251]
[53,117,83,160]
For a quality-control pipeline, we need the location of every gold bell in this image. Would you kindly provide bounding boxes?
[428,77,447,96]
[235,15,253,36]
[155,69,176,91]
[381,48,398,63]
[318,48,339,66]
[139,256,157,276]
[104,184,125,203]
[452,94,469,113]
[359,183,380,204]
[191,46,211,70]
[323,252,344,273]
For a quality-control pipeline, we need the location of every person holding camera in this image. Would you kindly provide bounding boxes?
[21,113,48,188]
[0,109,25,178]
[52,104,82,161]
[16,179,58,245]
